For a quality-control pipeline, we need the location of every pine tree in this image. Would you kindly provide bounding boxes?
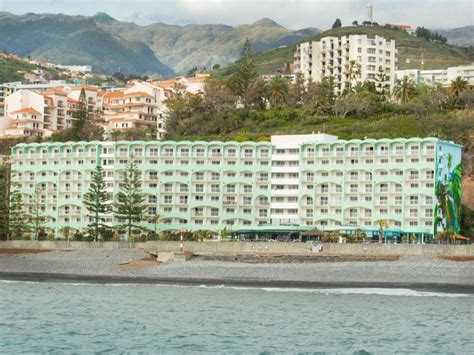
[375,66,390,101]
[0,158,11,240]
[8,188,28,240]
[231,38,258,103]
[113,161,147,240]
[71,88,88,140]
[27,188,50,240]
[83,164,111,242]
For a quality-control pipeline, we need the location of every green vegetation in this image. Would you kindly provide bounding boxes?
[214,25,474,77]
[0,55,61,83]
[8,188,29,240]
[0,158,10,239]
[415,27,447,44]
[460,204,474,238]
[167,67,473,146]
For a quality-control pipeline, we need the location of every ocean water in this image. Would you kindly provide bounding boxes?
[0,281,473,353]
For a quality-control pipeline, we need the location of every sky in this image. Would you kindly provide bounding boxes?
[0,0,472,29]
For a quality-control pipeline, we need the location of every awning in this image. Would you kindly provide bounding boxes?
[301,228,324,237]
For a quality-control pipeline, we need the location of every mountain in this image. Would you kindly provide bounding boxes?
[0,12,174,77]
[215,25,474,76]
[94,16,321,74]
[436,26,474,47]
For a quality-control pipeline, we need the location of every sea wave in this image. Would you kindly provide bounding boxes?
[1,279,471,297]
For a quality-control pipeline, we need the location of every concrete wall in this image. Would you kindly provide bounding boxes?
[1,240,473,256]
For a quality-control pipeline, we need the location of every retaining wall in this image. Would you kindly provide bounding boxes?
[1,240,473,256]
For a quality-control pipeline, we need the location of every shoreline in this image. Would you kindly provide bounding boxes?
[1,249,473,293]
[1,271,474,294]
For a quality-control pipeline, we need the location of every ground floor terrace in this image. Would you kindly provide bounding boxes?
[229,226,439,244]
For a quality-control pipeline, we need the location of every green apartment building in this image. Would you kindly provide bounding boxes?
[10,133,462,242]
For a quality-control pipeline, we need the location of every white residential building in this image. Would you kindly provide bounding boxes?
[294,35,397,95]
[0,89,74,137]
[395,64,474,86]
[102,81,167,139]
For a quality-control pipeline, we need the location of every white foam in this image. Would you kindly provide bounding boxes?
[1,279,471,298]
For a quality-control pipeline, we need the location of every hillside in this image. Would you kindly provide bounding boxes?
[95,16,321,74]
[0,54,64,83]
[436,26,474,47]
[0,12,174,77]
[215,25,474,76]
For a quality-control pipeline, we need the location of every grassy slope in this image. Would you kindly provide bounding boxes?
[214,26,474,76]
[0,56,60,83]
[169,108,474,147]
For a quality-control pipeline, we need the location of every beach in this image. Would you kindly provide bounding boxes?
[0,249,473,292]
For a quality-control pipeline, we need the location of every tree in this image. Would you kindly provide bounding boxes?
[0,158,11,240]
[460,204,474,239]
[8,188,29,240]
[60,225,72,244]
[303,77,336,116]
[332,18,342,28]
[27,187,50,240]
[71,88,89,138]
[449,76,468,97]
[267,76,290,108]
[83,164,111,242]
[149,213,162,235]
[195,230,212,242]
[344,60,361,93]
[219,227,229,241]
[375,66,390,101]
[393,76,417,103]
[113,161,147,240]
[230,38,258,104]
[212,64,221,70]
[352,20,359,26]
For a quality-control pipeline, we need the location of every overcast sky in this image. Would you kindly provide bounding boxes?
[1,0,472,29]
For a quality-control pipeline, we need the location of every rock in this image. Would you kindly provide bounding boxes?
[157,252,174,264]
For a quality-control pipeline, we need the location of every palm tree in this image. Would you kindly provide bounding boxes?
[195,230,212,242]
[60,225,72,245]
[344,60,361,93]
[267,76,289,108]
[393,76,416,103]
[449,76,468,97]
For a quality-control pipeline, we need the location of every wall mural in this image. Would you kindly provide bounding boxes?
[434,144,462,235]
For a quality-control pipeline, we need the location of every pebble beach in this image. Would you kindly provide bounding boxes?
[0,249,473,291]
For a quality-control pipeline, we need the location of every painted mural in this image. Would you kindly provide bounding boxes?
[434,143,462,235]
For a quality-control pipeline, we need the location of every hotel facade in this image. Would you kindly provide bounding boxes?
[10,134,462,242]
[293,35,397,95]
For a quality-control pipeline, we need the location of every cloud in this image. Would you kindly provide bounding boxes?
[1,0,472,29]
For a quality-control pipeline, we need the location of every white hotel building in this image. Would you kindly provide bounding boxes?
[294,35,397,95]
